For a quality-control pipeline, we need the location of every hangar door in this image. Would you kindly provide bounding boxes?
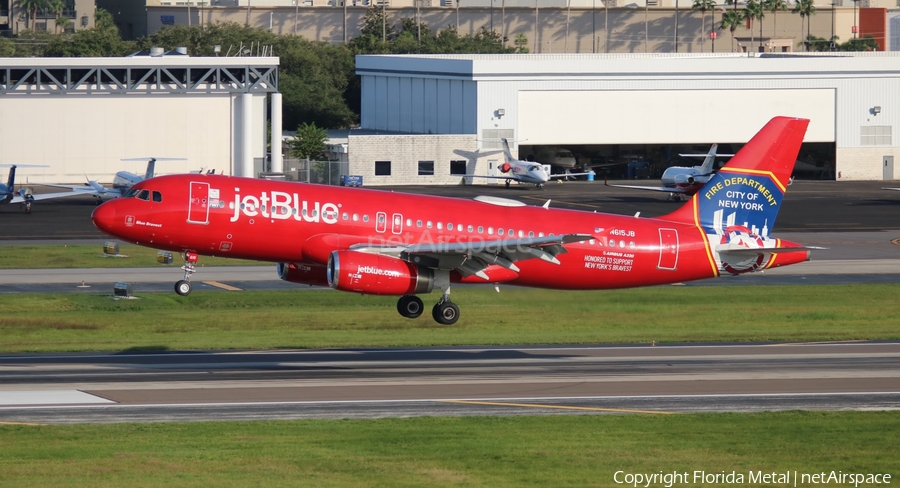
[517,89,835,145]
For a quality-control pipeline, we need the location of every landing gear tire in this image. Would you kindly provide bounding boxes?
[397,295,424,319]
[505,180,511,188]
[175,280,192,296]
[432,301,460,325]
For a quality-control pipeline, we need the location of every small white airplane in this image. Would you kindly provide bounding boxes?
[605,144,733,200]
[884,187,900,191]
[43,157,187,204]
[468,139,593,189]
[0,164,88,213]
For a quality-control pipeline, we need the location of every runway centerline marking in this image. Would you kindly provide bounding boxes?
[202,281,242,291]
[442,399,674,415]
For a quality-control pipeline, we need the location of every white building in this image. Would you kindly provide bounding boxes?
[350,52,900,185]
[0,55,281,183]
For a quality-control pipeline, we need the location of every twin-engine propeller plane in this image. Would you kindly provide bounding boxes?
[468,139,592,188]
[1,164,88,213]
[92,117,816,325]
[606,143,733,200]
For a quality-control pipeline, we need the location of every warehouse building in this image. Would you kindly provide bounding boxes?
[349,52,900,185]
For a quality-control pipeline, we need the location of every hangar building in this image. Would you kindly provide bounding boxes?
[350,52,900,185]
[0,55,281,184]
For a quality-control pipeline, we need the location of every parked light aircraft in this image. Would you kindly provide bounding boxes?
[43,157,187,204]
[468,139,592,188]
[0,164,87,213]
[606,144,734,200]
[92,117,815,325]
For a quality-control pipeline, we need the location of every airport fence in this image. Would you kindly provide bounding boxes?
[255,158,349,185]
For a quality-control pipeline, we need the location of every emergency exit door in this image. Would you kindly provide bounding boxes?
[658,228,679,270]
[188,181,210,224]
[885,156,894,181]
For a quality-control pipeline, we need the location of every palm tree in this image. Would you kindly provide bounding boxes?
[764,0,787,36]
[48,0,64,33]
[692,0,718,51]
[55,15,70,34]
[745,0,764,52]
[19,0,49,30]
[720,9,744,52]
[792,0,815,51]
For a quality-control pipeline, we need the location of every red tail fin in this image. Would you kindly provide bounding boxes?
[660,117,809,235]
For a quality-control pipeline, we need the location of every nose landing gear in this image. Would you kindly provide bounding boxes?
[174,251,199,296]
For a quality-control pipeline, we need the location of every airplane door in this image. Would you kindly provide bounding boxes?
[188,181,210,225]
[391,213,403,234]
[375,212,387,233]
[657,228,679,270]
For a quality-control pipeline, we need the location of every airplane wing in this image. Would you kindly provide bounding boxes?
[883,187,900,191]
[9,190,92,204]
[606,182,688,193]
[351,234,594,281]
[548,172,593,180]
[464,175,516,182]
[40,182,122,198]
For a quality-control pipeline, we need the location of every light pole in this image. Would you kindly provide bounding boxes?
[853,0,859,38]
[674,0,679,53]
[710,29,717,52]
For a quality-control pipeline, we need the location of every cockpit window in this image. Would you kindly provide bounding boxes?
[152,191,162,203]
[529,165,540,171]
[137,190,151,201]
[124,188,139,198]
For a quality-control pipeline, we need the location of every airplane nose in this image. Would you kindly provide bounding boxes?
[91,202,117,234]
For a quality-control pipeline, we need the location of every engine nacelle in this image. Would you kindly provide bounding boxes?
[327,251,433,295]
[500,162,512,173]
[277,262,330,287]
[672,174,695,186]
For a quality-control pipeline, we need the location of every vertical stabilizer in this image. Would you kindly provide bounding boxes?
[698,143,718,175]
[500,138,516,164]
[660,117,809,238]
[5,165,15,191]
[145,158,157,181]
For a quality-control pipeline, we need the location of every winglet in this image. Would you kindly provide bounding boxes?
[542,199,551,209]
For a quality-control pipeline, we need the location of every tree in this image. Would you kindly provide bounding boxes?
[764,0,787,37]
[44,8,134,56]
[48,0,64,33]
[287,122,328,160]
[514,33,529,53]
[720,9,744,52]
[54,15,71,34]
[792,0,815,51]
[692,0,717,51]
[19,0,50,30]
[745,0,764,52]
[0,37,15,56]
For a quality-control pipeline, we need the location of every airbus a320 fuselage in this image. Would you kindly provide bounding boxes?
[92,117,814,325]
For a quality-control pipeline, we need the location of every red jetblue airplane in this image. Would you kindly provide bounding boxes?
[92,117,813,325]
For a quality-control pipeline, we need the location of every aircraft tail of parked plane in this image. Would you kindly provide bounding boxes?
[606,143,734,199]
[92,117,816,325]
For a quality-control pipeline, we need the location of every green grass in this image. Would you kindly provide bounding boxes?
[0,244,263,268]
[0,412,897,487]
[2,284,899,352]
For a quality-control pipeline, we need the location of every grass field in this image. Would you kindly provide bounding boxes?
[0,244,263,269]
[1,412,897,487]
[2,284,899,352]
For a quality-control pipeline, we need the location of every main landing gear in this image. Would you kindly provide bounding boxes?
[174,251,199,296]
[396,281,459,325]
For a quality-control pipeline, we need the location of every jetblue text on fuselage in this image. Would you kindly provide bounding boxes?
[230,189,340,224]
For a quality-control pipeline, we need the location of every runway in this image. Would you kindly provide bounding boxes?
[1,342,898,423]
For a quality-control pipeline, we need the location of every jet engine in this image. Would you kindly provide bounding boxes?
[276,262,330,287]
[327,251,433,295]
[672,174,695,186]
[500,162,512,173]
